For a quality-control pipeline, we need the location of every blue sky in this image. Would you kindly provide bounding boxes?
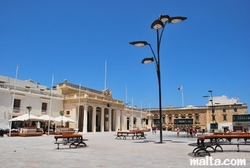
[1,0,250,109]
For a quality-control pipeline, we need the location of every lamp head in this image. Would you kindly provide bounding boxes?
[151,19,164,30]
[129,41,148,47]
[208,90,212,93]
[142,57,154,64]
[170,16,187,23]
[159,15,170,23]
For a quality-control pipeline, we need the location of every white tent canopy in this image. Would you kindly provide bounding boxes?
[38,115,56,121]
[54,116,76,123]
[9,114,42,121]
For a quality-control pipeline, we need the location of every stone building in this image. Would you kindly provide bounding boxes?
[149,106,207,132]
[0,75,63,129]
[57,81,150,132]
[0,75,149,132]
[232,114,250,131]
[1,75,247,133]
[149,96,248,132]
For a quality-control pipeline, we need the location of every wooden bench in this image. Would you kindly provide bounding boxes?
[214,132,250,136]
[54,134,88,149]
[193,134,250,157]
[116,131,146,140]
[19,132,43,137]
[54,128,75,135]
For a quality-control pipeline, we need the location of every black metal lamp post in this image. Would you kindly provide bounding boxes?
[204,90,216,132]
[129,15,187,143]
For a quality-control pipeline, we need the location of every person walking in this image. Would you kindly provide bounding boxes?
[177,128,180,138]
[152,126,155,134]
[189,127,193,138]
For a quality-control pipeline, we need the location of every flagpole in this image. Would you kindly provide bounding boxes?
[9,64,19,137]
[48,74,54,135]
[182,86,184,107]
[104,60,107,90]
[125,84,128,104]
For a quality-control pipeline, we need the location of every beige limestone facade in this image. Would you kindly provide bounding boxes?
[56,81,150,132]
[149,102,248,132]
[1,75,248,133]
[149,106,207,131]
[0,76,149,132]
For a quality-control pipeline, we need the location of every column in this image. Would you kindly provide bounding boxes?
[108,108,111,132]
[115,110,120,131]
[123,114,127,131]
[83,105,88,133]
[101,107,104,132]
[72,106,77,130]
[92,106,96,132]
[120,110,124,131]
[130,114,133,130]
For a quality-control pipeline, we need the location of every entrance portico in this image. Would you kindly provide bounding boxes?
[74,104,122,133]
[58,82,146,133]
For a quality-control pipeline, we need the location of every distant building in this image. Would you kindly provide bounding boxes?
[232,114,250,132]
[205,95,247,132]
[149,106,207,131]
[149,96,248,132]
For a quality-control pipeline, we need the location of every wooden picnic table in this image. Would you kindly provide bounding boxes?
[54,134,88,149]
[116,131,146,140]
[192,134,250,157]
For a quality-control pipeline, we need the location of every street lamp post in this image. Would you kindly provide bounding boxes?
[129,15,187,143]
[204,90,215,132]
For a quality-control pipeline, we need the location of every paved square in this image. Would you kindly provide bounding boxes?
[0,131,249,167]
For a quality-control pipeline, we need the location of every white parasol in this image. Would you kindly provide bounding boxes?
[9,114,42,121]
[54,116,76,123]
[38,115,56,121]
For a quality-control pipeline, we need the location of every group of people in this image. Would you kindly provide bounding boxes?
[176,127,199,138]
[188,127,197,138]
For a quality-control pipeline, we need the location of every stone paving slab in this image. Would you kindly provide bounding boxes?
[0,131,249,167]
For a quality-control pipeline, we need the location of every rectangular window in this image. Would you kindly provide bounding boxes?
[212,115,216,121]
[223,115,227,121]
[41,102,47,112]
[169,117,172,123]
[162,117,165,123]
[223,109,226,112]
[13,99,21,111]
[234,108,237,112]
[195,116,199,123]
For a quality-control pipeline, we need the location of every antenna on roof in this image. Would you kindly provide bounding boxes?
[104,60,107,90]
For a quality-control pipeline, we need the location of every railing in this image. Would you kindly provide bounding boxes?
[0,83,63,98]
[64,93,124,104]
